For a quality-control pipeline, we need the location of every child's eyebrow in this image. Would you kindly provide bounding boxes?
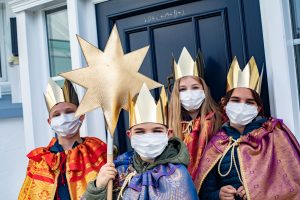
[51,111,59,116]
[246,99,256,102]
[153,127,164,131]
[133,128,145,132]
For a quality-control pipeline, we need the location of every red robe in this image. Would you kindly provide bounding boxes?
[195,118,300,200]
[181,112,215,184]
[18,137,107,200]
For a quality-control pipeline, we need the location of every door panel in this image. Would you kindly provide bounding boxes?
[95,0,269,153]
[197,12,230,100]
[152,21,196,86]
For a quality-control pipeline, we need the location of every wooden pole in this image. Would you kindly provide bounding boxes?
[107,131,114,200]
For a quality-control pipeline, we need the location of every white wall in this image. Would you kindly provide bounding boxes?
[260,0,300,140]
[0,117,26,200]
[0,1,26,199]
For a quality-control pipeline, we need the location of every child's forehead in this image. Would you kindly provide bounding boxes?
[49,102,77,116]
[131,122,167,130]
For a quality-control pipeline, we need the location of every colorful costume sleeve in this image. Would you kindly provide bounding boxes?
[82,181,107,200]
[239,119,300,200]
[196,118,300,200]
[18,137,107,200]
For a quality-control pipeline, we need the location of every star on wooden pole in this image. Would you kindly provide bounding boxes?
[60,25,162,135]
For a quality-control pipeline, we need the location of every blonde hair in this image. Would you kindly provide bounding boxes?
[168,77,222,140]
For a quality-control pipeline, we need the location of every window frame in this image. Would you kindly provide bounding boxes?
[0,3,7,82]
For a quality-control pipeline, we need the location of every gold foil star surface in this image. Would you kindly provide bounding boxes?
[60,25,162,135]
[226,56,262,94]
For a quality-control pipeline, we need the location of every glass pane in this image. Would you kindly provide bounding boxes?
[290,0,300,39]
[294,45,300,95]
[0,5,2,78]
[55,79,65,87]
[0,43,2,78]
[46,7,71,77]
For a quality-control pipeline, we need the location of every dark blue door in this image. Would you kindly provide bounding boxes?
[95,0,269,153]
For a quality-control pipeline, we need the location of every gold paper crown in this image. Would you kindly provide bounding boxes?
[226,56,263,94]
[44,79,79,111]
[172,47,204,80]
[129,83,168,128]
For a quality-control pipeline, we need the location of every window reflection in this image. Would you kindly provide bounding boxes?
[290,0,300,39]
[46,6,71,77]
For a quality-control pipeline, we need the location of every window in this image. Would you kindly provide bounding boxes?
[290,0,300,95]
[46,6,71,79]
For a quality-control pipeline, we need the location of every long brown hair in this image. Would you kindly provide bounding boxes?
[168,76,222,140]
[220,88,264,117]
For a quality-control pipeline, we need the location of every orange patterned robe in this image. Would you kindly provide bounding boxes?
[181,112,215,185]
[18,137,107,200]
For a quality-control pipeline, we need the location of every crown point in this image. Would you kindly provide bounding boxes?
[129,84,168,128]
[173,47,203,80]
[226,56,262,95]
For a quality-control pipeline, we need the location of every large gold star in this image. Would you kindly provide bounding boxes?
[60,25,162,135]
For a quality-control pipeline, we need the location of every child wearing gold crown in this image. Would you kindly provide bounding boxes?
[82,84,198,200]
[196,57,300,200]
[18,79,107,200]
[168,47,222,184]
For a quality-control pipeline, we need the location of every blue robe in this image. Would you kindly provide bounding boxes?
[115,151,198,200]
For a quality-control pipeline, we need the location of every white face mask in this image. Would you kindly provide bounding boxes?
[50,113,82,137]
[131,132,168,160]
[180,89,205,111]
[226,102,258,126]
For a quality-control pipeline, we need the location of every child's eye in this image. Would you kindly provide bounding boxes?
[134,131,145,134]
[179,88,186,92]
[230,99,239,102]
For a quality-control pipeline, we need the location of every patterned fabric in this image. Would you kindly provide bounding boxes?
[195,118,300,200]
[114,151,198,200]
[199,118,267,200]
[18,137,107,200]
[181,112,214,183]
[50,139,80,199]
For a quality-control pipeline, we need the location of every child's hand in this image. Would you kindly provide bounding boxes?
[237,186,247,200]
[96,163,118,188]
[219,185,236,200]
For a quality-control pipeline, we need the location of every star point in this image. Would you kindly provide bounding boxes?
[60,25,162,135]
